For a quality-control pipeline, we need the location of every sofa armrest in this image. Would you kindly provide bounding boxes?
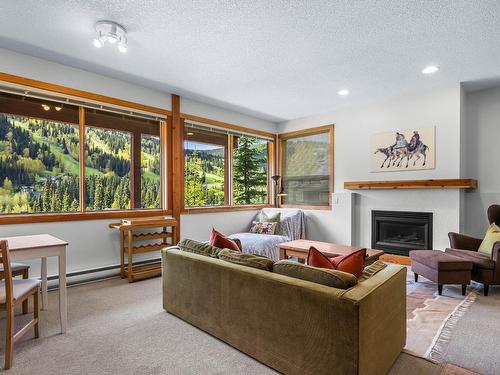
[448,232,482,251]
[492,241,500,263]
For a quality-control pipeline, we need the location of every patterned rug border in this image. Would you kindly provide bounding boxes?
[428,289,478,361]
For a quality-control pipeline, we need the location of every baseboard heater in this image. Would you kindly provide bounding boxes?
[46,258,162,290]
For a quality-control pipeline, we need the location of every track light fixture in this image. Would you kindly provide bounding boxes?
[93,21,128,53]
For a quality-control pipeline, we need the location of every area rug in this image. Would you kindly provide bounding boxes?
[405,267,479,358]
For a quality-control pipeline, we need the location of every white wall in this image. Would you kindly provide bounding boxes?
[278,84,463,249]
[0,49,276,279]
[462,85,500,237]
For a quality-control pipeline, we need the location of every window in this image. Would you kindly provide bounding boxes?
[0,92,80,214]
[233,135,269,205]
[279,125,333,207]
[0,89,164,217]
[184,126,227,207]
[182,121,273,209]
[84,109,161,211]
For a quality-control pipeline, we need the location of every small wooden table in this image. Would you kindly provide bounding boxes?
[109,216,178,282]
[277,239,384,265]
[0,234,68,333]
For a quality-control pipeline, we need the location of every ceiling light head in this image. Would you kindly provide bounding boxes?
[94,21,128,52]
[186,132,194,136]
[55,106,62,112]
[337,89,350,96]
[422,65,440,74]
[41,104,50,111]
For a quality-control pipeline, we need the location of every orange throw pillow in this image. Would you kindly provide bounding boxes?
[330,249,366,278]
[307,246,366,277]
[209,229,241,251]
[307,246,335,269]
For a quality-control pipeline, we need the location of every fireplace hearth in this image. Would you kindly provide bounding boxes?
[371,210,433,256]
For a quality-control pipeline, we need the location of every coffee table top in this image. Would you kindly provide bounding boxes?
[278,239,384,260]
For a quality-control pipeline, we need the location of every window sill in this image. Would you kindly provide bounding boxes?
[0,209,171,225]
[182,204,273,214]
[279,204,332,211]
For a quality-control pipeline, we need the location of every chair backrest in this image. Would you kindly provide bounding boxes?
[0,240,13,306]
[487,205,500,226]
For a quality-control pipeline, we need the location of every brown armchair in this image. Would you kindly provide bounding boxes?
[446,204,500,296]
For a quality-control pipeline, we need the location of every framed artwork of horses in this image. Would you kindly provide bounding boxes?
[370,127,435,172]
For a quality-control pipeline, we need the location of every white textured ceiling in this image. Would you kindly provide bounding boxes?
[0,1,500,122]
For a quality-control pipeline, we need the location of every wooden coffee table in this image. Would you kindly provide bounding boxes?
[277,239,384,265]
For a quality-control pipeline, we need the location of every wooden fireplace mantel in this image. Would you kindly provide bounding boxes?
[344,178,478,190]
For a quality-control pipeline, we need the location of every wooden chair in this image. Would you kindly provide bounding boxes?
[0,240,40,369]
[0,263,30,315]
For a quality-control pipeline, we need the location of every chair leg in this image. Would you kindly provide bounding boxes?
[414,273,419,282]
[34,289,40,339]
[484,284,490,296]
[462,284,467,296]
[438,284,443,296]
[4,307,14,369]
[22,268,29,315]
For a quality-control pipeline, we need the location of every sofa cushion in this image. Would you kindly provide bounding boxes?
[307,246,366,278]
[258,211,281,234]
[410,250,473,271]
[250,221,278,235]
[178,239,221,258]
[218,249,275,271]
[330,249,367,278]
[478,223,500,256]
[209,229,241,251]
[273,260,357,289]
[445,248,495,270]
[358,261,388,282]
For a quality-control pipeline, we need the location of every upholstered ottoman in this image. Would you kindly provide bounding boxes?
[410,250,473,296]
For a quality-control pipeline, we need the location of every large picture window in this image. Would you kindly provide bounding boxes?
[182,121,273,209]
[0,90,164,217]
[0,92,80,214]
[279,125,333,207]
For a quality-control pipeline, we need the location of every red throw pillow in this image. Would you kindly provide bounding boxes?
[307,246,335,269]
[307,246,366,277]
[209,229,241,251]
[330,248,366,278]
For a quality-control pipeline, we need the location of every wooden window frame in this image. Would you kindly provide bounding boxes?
[180,115,275,214]
[278,124,334,210]
[0,73,171,224]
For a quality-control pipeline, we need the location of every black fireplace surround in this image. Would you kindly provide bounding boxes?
[371,210,433,256]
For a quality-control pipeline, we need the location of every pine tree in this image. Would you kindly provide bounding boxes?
[93,177,104,210]
[233,137,267,204]
[184,151,206,206]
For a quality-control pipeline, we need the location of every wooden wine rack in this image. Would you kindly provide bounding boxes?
[109,216,178,282]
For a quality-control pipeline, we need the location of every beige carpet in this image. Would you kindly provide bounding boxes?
[0,277,476,374]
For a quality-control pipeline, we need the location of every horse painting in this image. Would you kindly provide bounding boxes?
[371,128,434,171]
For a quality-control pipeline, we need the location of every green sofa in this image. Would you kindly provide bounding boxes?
[162,247,406,375]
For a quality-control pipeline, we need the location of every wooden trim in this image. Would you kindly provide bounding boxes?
[171,95,182,240]
[180,113,275,139]
[267,140,275,205]
[280,204,332,210]
[182,204,273,214]
[130,132,142,208]
[0,209,172,225]
[78,107,86,212]
[0,72,171,116]
[227,134,234,206]
[343,179,478,190]
[160,119,168,209]
[329,125,335,206]
[278,124,334,140]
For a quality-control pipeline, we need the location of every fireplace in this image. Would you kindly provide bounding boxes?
[371,210,433,256]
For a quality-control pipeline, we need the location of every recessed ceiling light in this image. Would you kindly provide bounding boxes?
[337,89,350,96]
[422,65,440,74]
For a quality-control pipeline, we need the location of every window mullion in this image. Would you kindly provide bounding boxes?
[78,106,86,213]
